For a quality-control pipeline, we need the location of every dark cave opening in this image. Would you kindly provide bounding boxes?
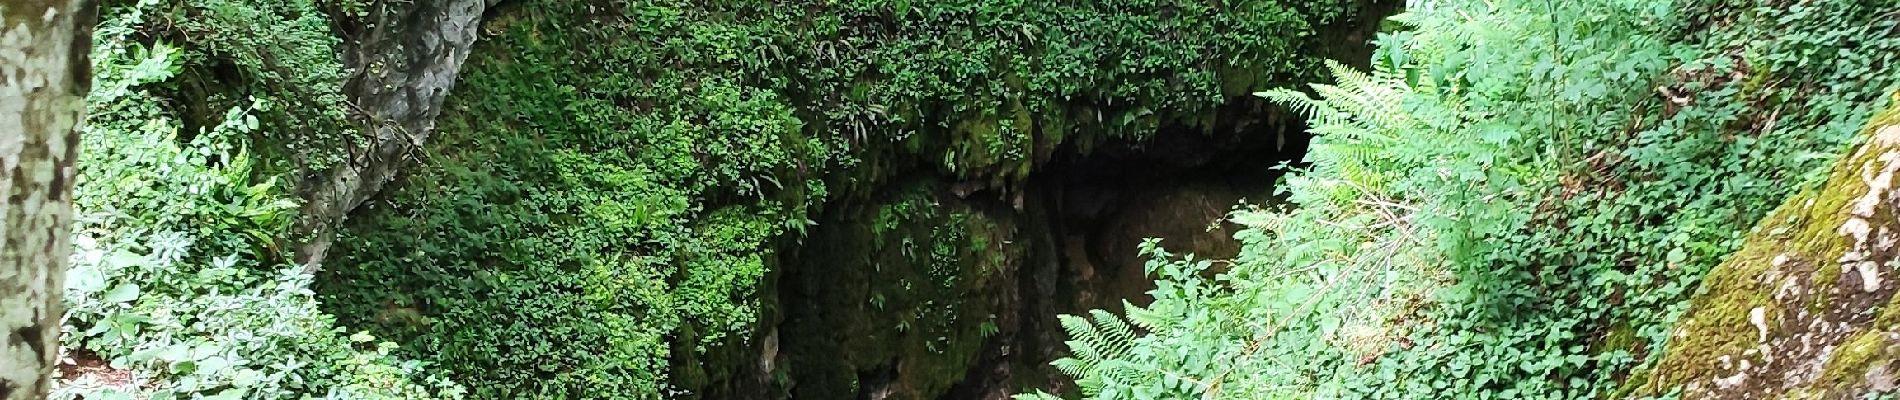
[695,96,1315,400]
[693,3,1408,395]
[1033,98,1310,314]
[942,98,1311,399]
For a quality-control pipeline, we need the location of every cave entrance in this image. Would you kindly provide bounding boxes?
[1031,99,1310,318]
[691,95,1316,400]
[939,98,1312,399]
[669,0,1405,394]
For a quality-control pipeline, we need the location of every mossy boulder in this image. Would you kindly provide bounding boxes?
[1640,94,1900,398]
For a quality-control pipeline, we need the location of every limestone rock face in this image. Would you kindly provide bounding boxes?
[294,0,493,271]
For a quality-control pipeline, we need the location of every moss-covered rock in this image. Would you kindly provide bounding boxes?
[1640,94,1900,398]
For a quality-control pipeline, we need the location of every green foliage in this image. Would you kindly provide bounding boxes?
[319,5,822,396]
[112,0,356,170]
[1050,310,1148,396]
[321,0,1360,397]
[769,185,1024,399]
[57,4,458,398]
[1039,0,1900,398]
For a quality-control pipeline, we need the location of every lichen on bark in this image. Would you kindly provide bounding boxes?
[0,0,93,398]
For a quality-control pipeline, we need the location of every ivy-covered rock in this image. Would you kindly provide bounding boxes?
[322,0,1380,398]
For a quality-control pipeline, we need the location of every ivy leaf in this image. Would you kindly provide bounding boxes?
[102,283,140,303]
[106,250,145,268]
[204,389,245,400]
[88,388,135,400]
[234,368,265,388]
[67,263,108,294]
[200,356,233,375]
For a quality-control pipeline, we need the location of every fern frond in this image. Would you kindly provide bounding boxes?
[1011,391,1064,400]
[1256,88,1322,118]
[1123,301,1173,331]
[1090,310,1138,361]
[1060,315,1105,364]
[1052,357,1092,377]
[1324,59,1377,91]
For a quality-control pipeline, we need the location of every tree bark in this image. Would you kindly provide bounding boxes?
[294,0,492,272]
[0,0,94,398]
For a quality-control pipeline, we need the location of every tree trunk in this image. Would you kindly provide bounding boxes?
[0,0,94,398]
[293,0,492,272]
[1639,94,1900,398]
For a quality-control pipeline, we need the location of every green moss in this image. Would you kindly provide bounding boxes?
[1641,208,1791,393]
[1796,102,1900,397]
[1798,103,1900,307]
[1873,288,1900,330]
[1597,321,1639,357]
[1639,96,1900,397]
[1813,330,1891,393]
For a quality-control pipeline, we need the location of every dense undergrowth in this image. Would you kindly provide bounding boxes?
[52,0,1900,398]
[318,1,1362,397]
[1030,0,1900,398]
[57,1,458,398]
[54,0,1375,397]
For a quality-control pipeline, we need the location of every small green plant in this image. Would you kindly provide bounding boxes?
[58,4,460,398]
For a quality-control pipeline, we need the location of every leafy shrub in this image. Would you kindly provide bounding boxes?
[1032,0,1900,398]
[322,0,1364,397]
[144,0,357,170]
[56,4,459,399]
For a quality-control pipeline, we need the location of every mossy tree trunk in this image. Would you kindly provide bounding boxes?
[1641,95,1900,398]
[0,0,93,397]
